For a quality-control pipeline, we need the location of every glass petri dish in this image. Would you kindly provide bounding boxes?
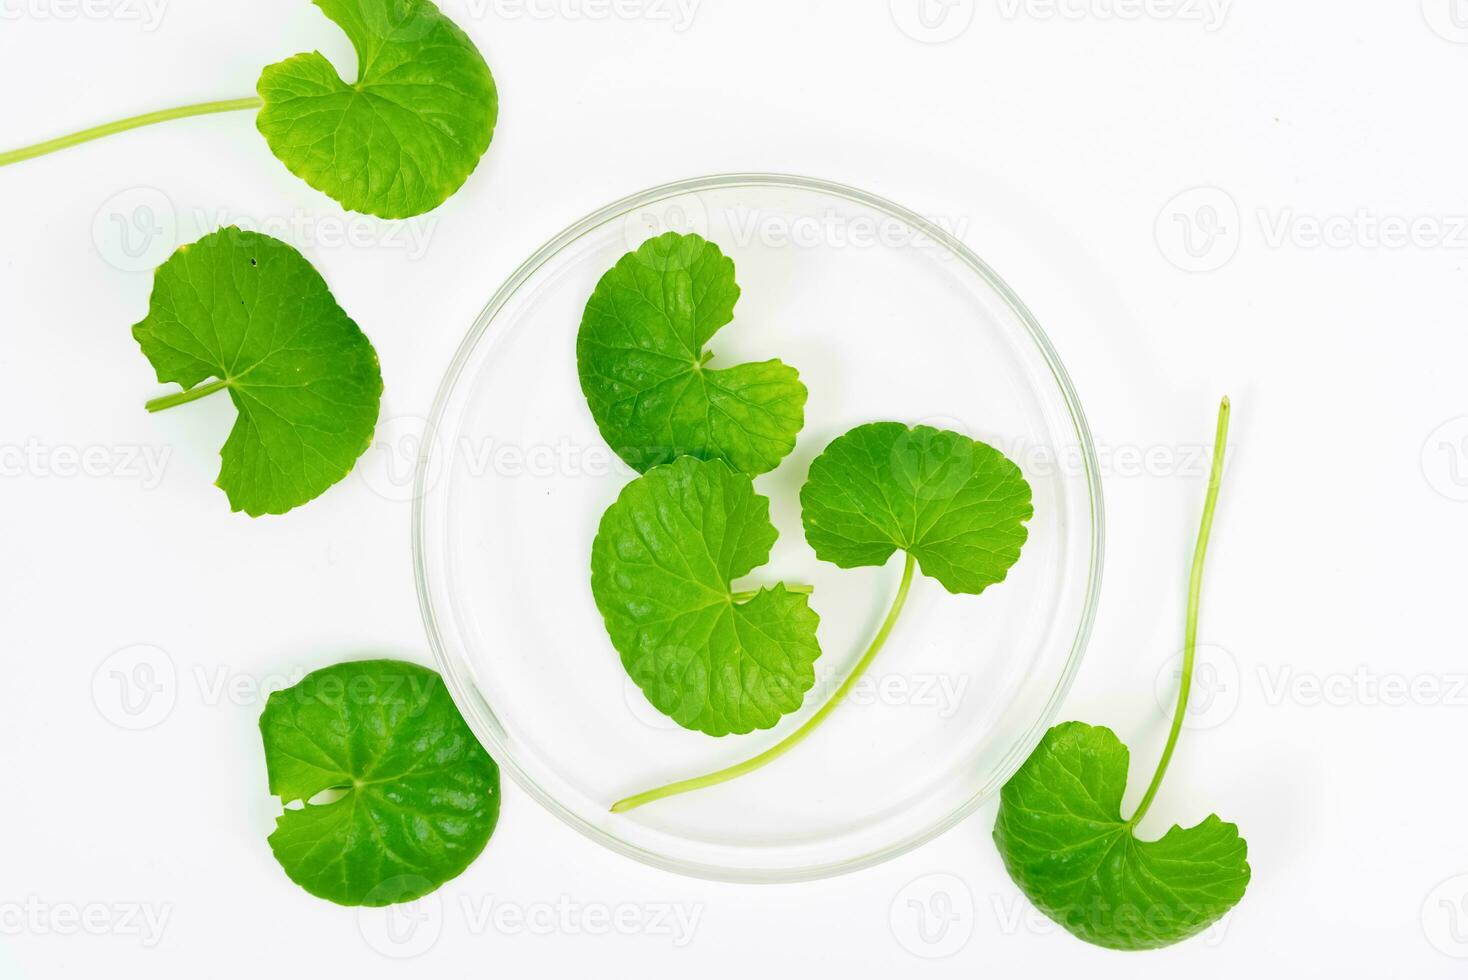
[414,174,1103,882]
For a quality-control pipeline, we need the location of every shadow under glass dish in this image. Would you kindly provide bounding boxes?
[414,174,1103,882]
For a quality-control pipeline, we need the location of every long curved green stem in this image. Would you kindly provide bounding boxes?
[1129,396,1231,828]
[145,379,231,413]
[611,553,918,814]
[0,97,262,169]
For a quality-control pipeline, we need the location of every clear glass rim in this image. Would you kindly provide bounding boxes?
[412,172,1106,883]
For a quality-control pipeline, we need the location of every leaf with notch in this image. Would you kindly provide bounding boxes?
[256,0,498,218]
[591,455,821,736]
[992,721,1251,950]
[260,659,500,907]
[577,232,807,476]
[132,227,383,516]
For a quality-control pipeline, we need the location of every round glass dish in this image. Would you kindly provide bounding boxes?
[415,174,1103,882]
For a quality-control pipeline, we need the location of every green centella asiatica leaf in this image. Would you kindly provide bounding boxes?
[992,722,1251,950]
[576,232,808,477]
[799,422,1033,594]
[260,660,500,907]
[606,422,1033,814]
[591,456,821,736]
[133,227,382,516]
[256,0,498,219]
[993,398,1249,952]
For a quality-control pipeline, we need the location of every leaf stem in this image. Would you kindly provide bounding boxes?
[145,378,231,413]
[730,583,813,603]
[0,97,263,168]
[611,552,917,814]
[1128,396,1231,828]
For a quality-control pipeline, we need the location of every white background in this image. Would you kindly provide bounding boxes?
[1,0,1464,975]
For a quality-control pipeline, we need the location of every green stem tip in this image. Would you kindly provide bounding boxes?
[1128,395,1231,828]
[611,553,917,814]
[0,97,262,169]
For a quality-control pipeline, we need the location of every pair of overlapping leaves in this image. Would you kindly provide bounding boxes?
[134,0,498,515]
[579,233,1034,736]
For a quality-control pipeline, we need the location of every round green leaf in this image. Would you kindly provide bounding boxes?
[132,227,383,516]
[256,0,498,219]
[591,456,821,736]
[577,233,808,476]
[993,722,1251,950]
[800,422,1033,594]
[260,660,500,907]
